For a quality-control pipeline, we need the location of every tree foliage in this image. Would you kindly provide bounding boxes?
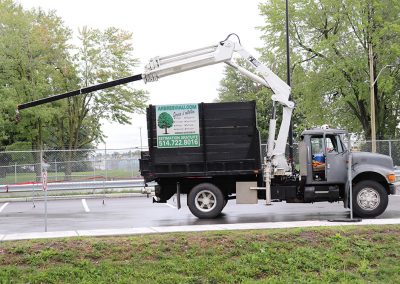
[0,0,148,155]
[51,26,148,152]
[0,0,74,151]
[218,0,400,140]
[258,0,400,139]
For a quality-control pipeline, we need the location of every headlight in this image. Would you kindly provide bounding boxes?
[387,174,396,183]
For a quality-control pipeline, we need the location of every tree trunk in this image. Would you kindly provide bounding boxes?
[64,150,73,181]
[33,150,41,182]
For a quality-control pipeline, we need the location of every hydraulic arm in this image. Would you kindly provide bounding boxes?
[17,34,294,173]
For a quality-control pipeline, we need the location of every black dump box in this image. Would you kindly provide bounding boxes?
[140,101,261,182]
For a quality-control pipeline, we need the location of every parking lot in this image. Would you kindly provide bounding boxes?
[1,195,400,235]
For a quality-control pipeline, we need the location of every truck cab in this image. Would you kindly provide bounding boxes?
[300,128,348,185]
[298,127,396,218]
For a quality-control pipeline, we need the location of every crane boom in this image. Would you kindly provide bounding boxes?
[17,74,143,111]
[16,34,294,173]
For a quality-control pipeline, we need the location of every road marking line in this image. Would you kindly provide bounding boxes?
[165,203,176,209]
[0,202,9,213]
[81,199,90,212]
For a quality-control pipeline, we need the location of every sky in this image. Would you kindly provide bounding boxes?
[18,0,265,149]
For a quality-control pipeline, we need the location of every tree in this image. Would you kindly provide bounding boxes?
[158,112,174,134]
[51,26,148,179]
[258,0,400,139]
[52,26,148,150]
[0,1,75,179]
[0,2,148,180]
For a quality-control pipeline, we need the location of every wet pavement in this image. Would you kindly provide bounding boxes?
[1,195,399,235]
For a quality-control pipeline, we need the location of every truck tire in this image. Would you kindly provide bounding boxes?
[352,180,388,218]
[188,183,224,219]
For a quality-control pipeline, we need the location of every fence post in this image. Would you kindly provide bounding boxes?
[104,147,107,191]
[93,154,96,180]
[104,147,107,181]
[14,163,17,184]
[40,149,48,232]
[55,158,58,181]
[40,150,43,182]
[389,140,392,158]
[131,150,134,178]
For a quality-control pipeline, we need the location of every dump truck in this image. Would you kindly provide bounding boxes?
[17,34,397,219]
[139,101,396,219]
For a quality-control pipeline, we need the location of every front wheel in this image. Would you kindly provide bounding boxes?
[352,180,388,218]
[188,183,224,219]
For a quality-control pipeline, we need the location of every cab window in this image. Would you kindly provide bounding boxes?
[325,135,344,153]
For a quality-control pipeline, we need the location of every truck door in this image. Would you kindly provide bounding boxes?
[325,135,347,184]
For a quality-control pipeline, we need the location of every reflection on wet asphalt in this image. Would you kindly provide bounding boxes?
[1,195,399,234]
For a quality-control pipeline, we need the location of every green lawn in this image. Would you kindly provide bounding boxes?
[1,225,399,283]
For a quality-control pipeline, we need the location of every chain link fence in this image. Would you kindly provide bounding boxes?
[353,140,400,166]
[0,148,143,187]
[0,139,399,188]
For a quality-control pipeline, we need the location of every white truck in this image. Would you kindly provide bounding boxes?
[18,34,397,219]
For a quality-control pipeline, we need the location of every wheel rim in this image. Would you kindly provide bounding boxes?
[195,190,217,212]
[356,187,380,211]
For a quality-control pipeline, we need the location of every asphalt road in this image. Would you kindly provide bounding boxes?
[1,195,400,235]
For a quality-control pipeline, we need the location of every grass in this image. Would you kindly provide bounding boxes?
[1,225,400,283]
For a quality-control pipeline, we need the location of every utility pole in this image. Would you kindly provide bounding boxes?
[368,43,377,153]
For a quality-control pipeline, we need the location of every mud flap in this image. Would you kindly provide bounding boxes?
[176,182,181,209]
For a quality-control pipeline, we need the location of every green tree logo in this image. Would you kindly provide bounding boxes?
[157,112,174,134]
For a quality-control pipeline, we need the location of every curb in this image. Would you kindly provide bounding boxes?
[2,218,400,242]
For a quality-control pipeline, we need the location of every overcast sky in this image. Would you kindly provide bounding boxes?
[18,0,265,149]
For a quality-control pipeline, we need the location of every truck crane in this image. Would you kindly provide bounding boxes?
[17,34,397,219]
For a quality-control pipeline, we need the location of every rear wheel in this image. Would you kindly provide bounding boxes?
[352,180,388,218]
[188,183,224,219]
